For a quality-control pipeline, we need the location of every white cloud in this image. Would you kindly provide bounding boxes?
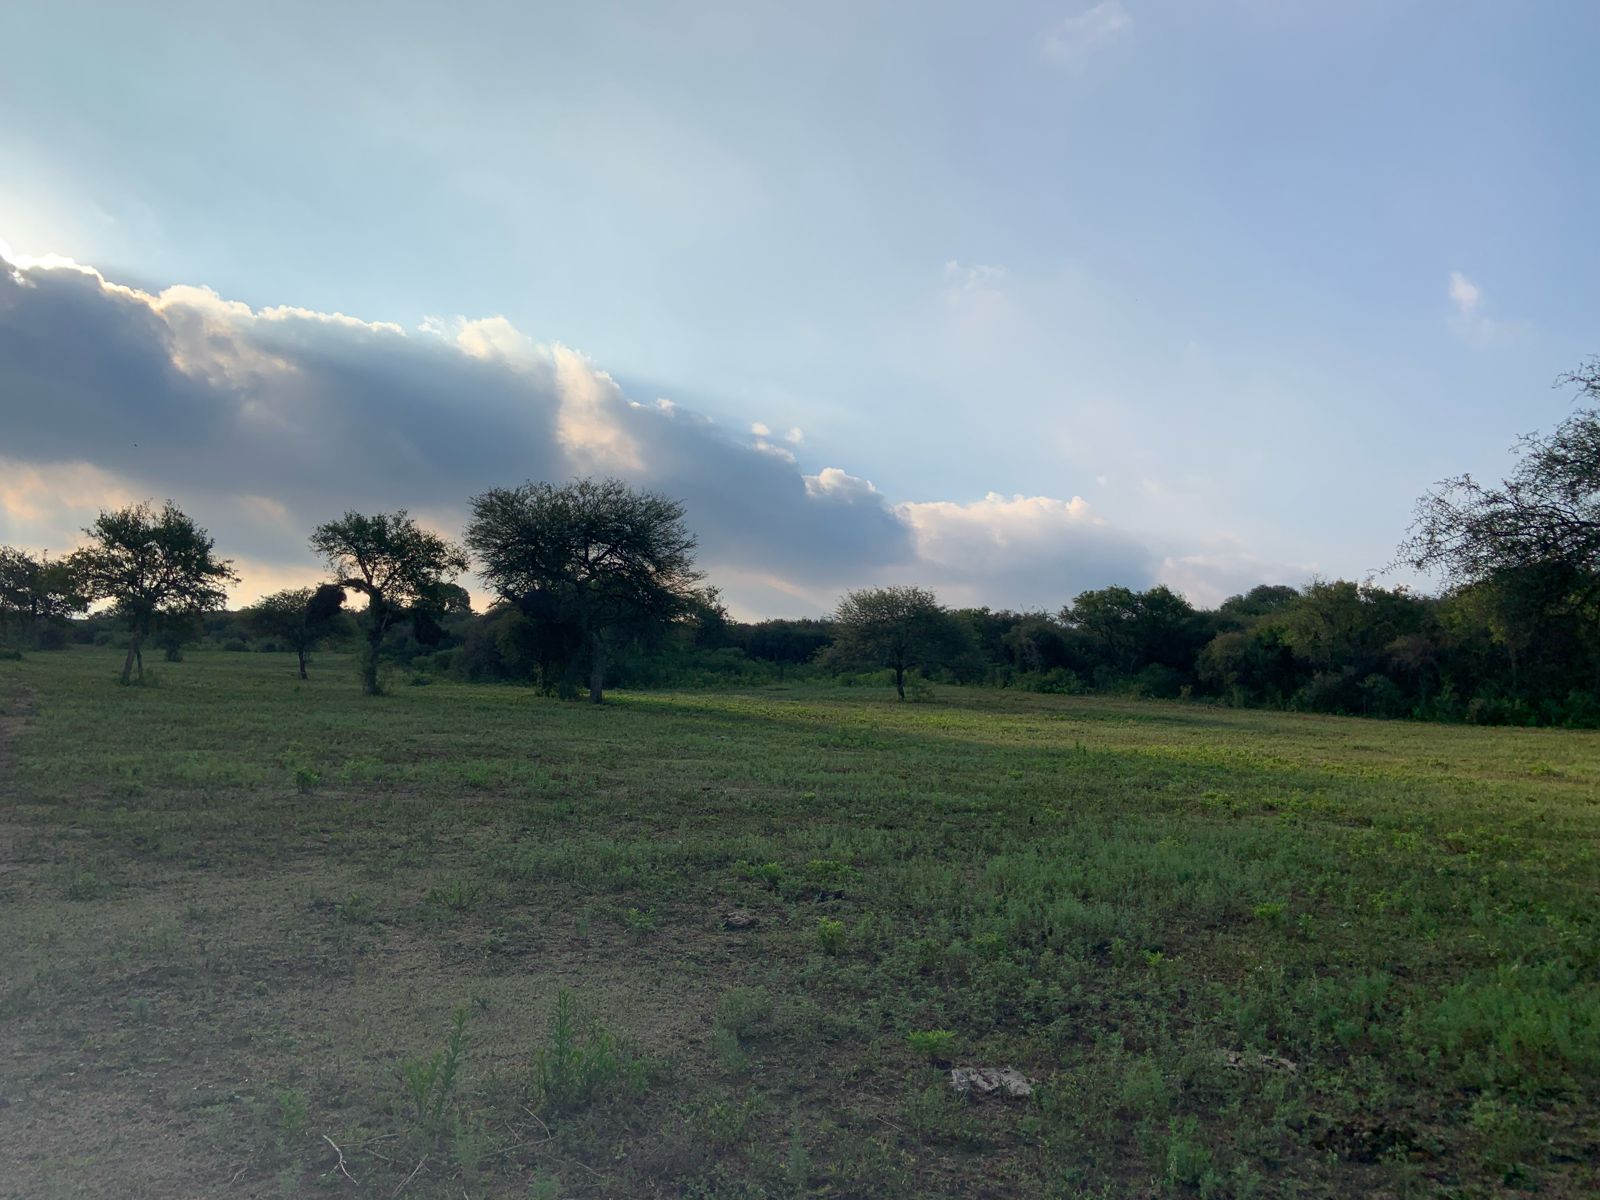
[784,426,804,445]
[943,259,1007,294]
[1446,270,1525,344]
[1157,542,1314,609]
[803,467,880,502]
[750,421,771,436]
[1447,271,1481,317]
[894,491,1153,608]
[1040,2,1132,65]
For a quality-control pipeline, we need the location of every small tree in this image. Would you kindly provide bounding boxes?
[828,585,967,699]
[244,587,341,680]
[67,502,237,684]
[309,511,469,694]
[0,546,86,646]
[465,477,703,703]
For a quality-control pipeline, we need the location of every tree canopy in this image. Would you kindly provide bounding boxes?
[465,477,703,702]
[67,501,237,683]
[828,584,968,699]
[1402,360,1600,598]
[244,587,343,680]
[0,546,86,645]
[309,511,469,694]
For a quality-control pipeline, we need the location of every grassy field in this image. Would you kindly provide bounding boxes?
[1,648,1596,1199]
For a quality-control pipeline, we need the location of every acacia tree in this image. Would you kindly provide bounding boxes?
[1402,360,1600,596]
[67,502,237,684]
[309,511,469,694]
[0,546,86,645]
[828,585,967,700]
[244,587,341,680]
[465,477,702,703]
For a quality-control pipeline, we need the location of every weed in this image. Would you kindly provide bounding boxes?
[399,1007,469,1136]
[424,876,482,913]
[623,906,657,936]
[293,767,321,794]
[531,990,644,1118]
[1162,1116,1215,1191]
[907,1029,957,1063]
[274,1087,309,1144]
[715,986,774,1040]
[816,918,846,955]
[62,868,113,901]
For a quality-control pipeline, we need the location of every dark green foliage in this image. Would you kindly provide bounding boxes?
[1402,359,1600,593]
[65,501,237,684]
[309,511,469,695]
[826,585,971,700]
[0,546,86,647]
[465,476,703,703]
[244,587,343,680]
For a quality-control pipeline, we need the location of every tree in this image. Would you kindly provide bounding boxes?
[1061,585,1205,678]
[309,511,469,694]
[67,501,237,684]
[0,546,86,645]
[1401,360,1600,597]
[828,585,967,700]
[465,477,702,703]
[244,587,341,680]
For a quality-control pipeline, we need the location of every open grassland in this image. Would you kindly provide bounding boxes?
[1,649,1597,1199]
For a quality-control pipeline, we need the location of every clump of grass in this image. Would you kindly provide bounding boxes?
[424,876,482,913]
[713,986,775,1074]
[63,868,114,901]
[337,891,377,924]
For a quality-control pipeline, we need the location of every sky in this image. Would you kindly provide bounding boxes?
[1,0,1596,618]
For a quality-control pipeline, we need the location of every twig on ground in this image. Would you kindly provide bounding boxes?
[322,1133,358,1184]
[392,1155,428,1198]
[227,1150,258,1186]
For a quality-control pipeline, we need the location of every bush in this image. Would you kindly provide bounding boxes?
[33,625,68,651]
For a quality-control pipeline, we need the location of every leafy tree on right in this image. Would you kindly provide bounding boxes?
[1402,360,1600,596]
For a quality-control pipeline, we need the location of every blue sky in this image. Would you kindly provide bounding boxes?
[1,1,1595,616]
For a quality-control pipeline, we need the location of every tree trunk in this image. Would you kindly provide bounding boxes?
[297,647,309,680]
[120,634,142,685]
[362,629,382,695]
[588,632,605,704]
[894,664,906,701]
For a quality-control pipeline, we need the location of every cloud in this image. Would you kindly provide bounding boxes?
[1,246,1225,616]
[896,492,1155,609]
[1446,270,1525,345]
[1447,271,1481,317]
[1157,542,1315,609]
[1040,2,1132,65]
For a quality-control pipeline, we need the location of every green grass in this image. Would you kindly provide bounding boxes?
[1,646,1597,1198]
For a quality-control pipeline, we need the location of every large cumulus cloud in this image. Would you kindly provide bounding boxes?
[1,249,1169,615]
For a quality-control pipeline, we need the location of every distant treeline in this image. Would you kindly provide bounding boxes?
[40,570,1600,727]
[8,360,1599,725]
